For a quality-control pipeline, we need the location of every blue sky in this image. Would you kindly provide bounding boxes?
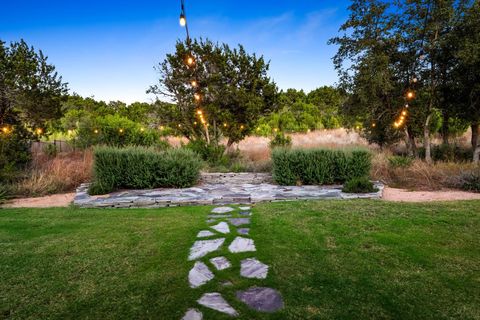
[1,0,350,103]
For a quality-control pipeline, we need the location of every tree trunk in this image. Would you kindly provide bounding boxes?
[405,126,417,157]
[471,122,479,149]
[473,122,480,163]
[441,111,449,145]
[424,113,433,163]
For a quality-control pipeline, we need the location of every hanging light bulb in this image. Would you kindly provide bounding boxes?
[372,122,376,128]
[196,109,202,115]
[406,90,415,100]
[412,77,418,83]
[191,80,197,87]
[94,129,99,134]
[179,13,186,27]
[194,93,201,101]
[119,128,124,133]
[186,56,194,66]
[223,123,227,127]
[140,127,145,132]
[36,128,43,135]
[402,110,407,116]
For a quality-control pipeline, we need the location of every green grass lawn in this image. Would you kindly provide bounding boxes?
[1,200,479,319]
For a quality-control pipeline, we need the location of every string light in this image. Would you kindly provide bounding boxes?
[406,90,415,100]
[273,128,278,132]
[372,122,376,128]
[412,77,418,83]
[223,123,227,127]
[356,125,360,130]
[94,129,99,134]
[119,128,124,133]
[240,125,245,130]
[194,93,201,101]
[179,13,186,26]
[140,127,145,132]
[196,110,202,115]
[2,126,10,134]
[191,80,197,87]
[36,128,43,135]
[178,124,182,128]
[402,110,407,116]
[186,56,194,66]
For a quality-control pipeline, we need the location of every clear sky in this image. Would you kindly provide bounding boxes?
[1,0,350,104]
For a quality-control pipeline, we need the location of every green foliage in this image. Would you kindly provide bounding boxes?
[0,125,32,182]
[90,146,202,195]
[43,143,58,158]
[184,139,227,166]
[269,133,292,149]
[342,176,378,193]
[272,148,372,186]
[74,114,160,148]
[388,156,413,168]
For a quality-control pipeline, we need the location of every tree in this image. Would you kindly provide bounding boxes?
[148,38,277,149]
[0,39,68,181]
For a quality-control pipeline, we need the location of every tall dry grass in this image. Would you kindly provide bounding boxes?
[371,151,478,190]
[14,150,93,196]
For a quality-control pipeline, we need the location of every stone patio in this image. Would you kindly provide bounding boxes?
[74,173,383,208]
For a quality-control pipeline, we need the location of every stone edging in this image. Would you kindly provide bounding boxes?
[74,175,384,208]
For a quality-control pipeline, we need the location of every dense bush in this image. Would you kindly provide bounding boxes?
[184,139,227,165]
[417,144,473,162]
[342,176,378,193]
[388,155,413,168]
[0,126,33,182]
[269,133,292,149]
[459,168,480,192]
[89,146,202,195]
[272,148,371,185]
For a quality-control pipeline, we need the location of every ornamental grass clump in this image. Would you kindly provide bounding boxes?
[89,146,202,195]
[272,148,371,186]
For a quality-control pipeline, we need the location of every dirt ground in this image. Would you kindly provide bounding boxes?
[2,187,480,208]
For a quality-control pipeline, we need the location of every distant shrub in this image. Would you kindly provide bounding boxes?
[459,168,480,193]
[90,146,202,195]
[342,176,378,193]
[388,155,413,168]
[269,133,292,149]
[43,143,58,157]
[272,148,371,185]
[418,144,473,162]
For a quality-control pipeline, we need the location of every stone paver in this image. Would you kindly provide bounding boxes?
[236,287,284,313]
[211,206,235,214]
[228,236,256,253]
[197,293,239,316]
[239,206,251,211]
[188,238,225,261]
[197,230,215,238]
[209,256,231,270]
[207,214,232,218]
[210,222,230,234]
[237,228,250,235]
[240,258,269,279]
[228,218,250,226]
[189,261,214,288]
[182,308,203,320]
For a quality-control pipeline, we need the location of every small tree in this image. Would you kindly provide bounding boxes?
[148,38,277,152]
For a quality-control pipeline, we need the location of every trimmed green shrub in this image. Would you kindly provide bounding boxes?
[342,176,378,193]
[272,148,371,185]
[388,155,413,168]
[90,146,203,195]
[184,139,227,165]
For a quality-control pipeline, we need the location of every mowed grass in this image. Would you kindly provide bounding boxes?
[1,200,479,319]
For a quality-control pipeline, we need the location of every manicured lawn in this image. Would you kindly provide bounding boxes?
[1,200,479,319]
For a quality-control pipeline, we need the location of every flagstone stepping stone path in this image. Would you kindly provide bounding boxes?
[197,230,215,238]
[188,238,225,261]
[182,205,284,318]
[240,258,269,279]
[210,221,230,234]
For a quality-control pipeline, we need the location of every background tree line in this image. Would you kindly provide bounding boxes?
[330,0,480,162]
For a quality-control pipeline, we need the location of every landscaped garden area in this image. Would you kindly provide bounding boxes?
[2,0,480,319]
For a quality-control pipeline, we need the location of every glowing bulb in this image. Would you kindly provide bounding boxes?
[274,128,278,132]
[223,123,227,127]
[94,129,99,134]
[356,125,360,130]
[119,128,124,133]
[2,127,9,134]
[400,116,405,120]
[193,121,197,125]
[140,127,145,132]
[194,93,201,101]
[240,125,245,129]
[159,126,164,130]
[36,128,43,134]
[197,110,202,115]
[307,129,311,132]
[372,123,376,128]
[402,110,407,116]
[191,80,197,87]
[178,124,182,128]
[406,91,415,99]
[179,14,186,27]
[187,56,194,65]
[412,77,418,83]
